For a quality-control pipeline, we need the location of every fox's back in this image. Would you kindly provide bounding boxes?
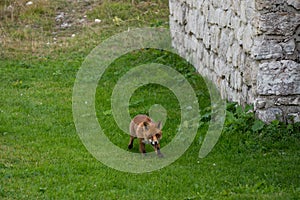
[130,115,151,136]
[132,115,152,125]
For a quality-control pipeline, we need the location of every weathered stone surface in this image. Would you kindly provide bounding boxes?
[222,0,231,11]
[259,12,300,36]
[287,0,300,10]
[255,0,285,11]
[257,60,300,95]
[275,97,300,106]
[256,108,283,123]
[169,0,300,123]
[252,40,283,60]
[282,39,296,55]
[242,24,254,53]
[256,100,267,109]
[210,25,220,53]
[232,42,241,67]
[287,113,300,123]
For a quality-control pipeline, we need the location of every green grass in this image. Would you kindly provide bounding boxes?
[1,0,300,199]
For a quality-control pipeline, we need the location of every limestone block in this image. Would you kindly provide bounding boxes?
[242,65,252,86]
[174,2,185,25]
[202,49,210,68]
[169,18,182,36]
[242,85,250,103]
[226,45,233,63]
[286,107,300,116]
[239,51,246,71]
[202,0,209,17]
[230,89,240,103]
[249,61,258,85]
[229,15,240,30]
[232,70,243,91]
[257,60,300,95]
[209,53,215,70]
[170,21,184,47]
[184,42,192,56]
[275,97,300,106]
[245,0,255,10]
[259,12,300,36]
[196,41,204,61]
[214,57,220,75]
[188,8,199,34]
[252,39,283,60]
[229,69,234,87]
[208,5,217,24]
[281,39,296,55]
[207,6,221,25]
[210,26,220,53]
[256,108,283,123]
[287,0,300,9]
[215,8,223,25]
[203,23,210,49]
[245,6,256,22]
[236,25,244,45]
[240,0,247,24]
[215,58,228,77]
[169,0,175,15]
[226,10,233,28]
[219,9,228,27]
[190,35,199,51]
[248,87,256,104]
[185,0,195,8]
[232,0,241,16]
[287,113,300,123]
[219,79,228,99]
[231,41,240,67]
[256,100,267,109]
[242,24,253,53]
[184,7,191,33]
[169,0,177,15]
[196,15,205,39]
[222,0,232,11]
[255,0,285,11]
[219,29,228,58]
[194,0,204,9]
[211,0,220,9]
[190,51,198,67]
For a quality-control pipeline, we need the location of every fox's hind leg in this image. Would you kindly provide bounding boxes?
[139,138,146,155]
[128,136,135,149]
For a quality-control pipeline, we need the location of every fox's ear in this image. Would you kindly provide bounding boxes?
[157,121,162,129]
[143,121,149,130]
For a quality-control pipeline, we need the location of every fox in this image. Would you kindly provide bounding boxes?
[128,114,163,157]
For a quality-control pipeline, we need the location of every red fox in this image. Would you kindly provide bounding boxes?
[128,114,163,157]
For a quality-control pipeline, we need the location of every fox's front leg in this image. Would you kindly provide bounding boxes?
[154,144,164,158]
[139,138,146,155]
[128,136,135,149]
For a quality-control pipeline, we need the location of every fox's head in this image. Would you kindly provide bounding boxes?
[142,121,162,147]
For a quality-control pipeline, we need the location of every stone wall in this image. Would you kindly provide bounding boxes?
[169,0,300,123]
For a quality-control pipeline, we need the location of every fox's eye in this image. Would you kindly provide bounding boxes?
[156,133,160,138]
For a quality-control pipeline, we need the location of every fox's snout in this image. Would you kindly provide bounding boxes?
[149,139,159,146]
[149,135,159,146]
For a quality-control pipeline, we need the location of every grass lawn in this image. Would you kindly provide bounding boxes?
[1,0,300,199]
